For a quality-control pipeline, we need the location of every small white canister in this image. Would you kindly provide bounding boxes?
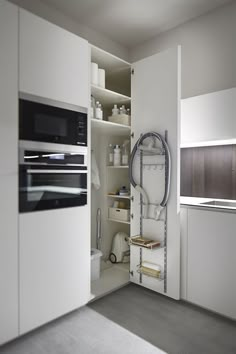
[91,62,98,85]
[98,68,106,88]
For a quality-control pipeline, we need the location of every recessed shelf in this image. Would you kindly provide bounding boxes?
[107,165,129,169]
[91,118,131,136]
[107,194,131,200]
[91,84,131,106]
[91,45,131,74]
[107,218,130,225]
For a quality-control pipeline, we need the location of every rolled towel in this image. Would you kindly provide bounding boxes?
[140,262,161,278]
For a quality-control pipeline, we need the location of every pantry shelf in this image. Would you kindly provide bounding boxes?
[91,118,131,136]
[107,218,130,225]
[91,45,131,74]
[106,194,131,199]
[91,84,131,105]
[107,165,129,169]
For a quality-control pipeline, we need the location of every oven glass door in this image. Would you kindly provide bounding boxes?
[19,165,87,212]
[19,98,87,146]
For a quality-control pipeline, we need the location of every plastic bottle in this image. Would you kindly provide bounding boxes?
[95,101,100,119]
[107,144,114,166]
[99,103,103,120]
[121,144,129,165]
[120,105,127,115]
[95,101,103,120]
[113,145,121,166]
[90,95,95,118]
[112,104,119,116]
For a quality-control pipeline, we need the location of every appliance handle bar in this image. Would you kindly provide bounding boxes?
[26,169,88,174]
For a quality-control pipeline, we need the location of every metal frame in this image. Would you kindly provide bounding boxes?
[136,131,168,290]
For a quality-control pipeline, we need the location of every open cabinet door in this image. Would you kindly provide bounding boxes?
[130,47,181,300]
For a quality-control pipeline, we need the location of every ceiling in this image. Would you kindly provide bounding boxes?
[41,0,232,48]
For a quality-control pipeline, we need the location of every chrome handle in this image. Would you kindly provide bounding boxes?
[26,169,87,174]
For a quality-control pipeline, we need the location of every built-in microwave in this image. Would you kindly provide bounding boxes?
[19,141,87,212]
[19,93,87,147]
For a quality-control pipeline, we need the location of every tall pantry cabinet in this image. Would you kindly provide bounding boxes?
[0,0,18,344]
[0,1,90,344]
[90,46,181,301]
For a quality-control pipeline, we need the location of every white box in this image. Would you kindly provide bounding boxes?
[91,248,102,281]
[108,207,130,222]
[108,114,131,126]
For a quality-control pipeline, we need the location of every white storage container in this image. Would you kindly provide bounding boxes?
[108,114,131,126]
[91,248,103,281]
[108,207,130,222]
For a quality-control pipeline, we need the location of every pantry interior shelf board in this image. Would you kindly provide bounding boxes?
[91,84,131,105]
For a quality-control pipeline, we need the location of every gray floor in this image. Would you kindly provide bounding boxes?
[0,305,164,354]
[89,283,236,354]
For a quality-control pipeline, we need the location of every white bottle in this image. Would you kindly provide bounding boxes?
[121,144,129,165]
[99,103,103,120]
[112,104,119,116]
[113,145,121,166]
[107,144,114,166]
[95,101,102,120]
[120,105,127,115]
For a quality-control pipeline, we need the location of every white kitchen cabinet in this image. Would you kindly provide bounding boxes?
[180,207,188,300]
[19,8,89,108]
[181,88,236,146]
[0,1,18,345]
[0,0,18,176]
[130,47,181,300]
[0,174,18,344]
[187,208,236,319]
[19,206,90,334]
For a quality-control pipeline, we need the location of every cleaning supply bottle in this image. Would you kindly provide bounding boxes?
[95,101,101,119]
[90,95,95,118]
[113,145,121,166]
[99,103,103,120]
[121,143,129,165]
[112,104,119,116]
[120,105,127,115]
[107,144,114,166]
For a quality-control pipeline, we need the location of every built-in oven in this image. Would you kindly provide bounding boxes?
[19,141,88,212]
[19,93,87,147]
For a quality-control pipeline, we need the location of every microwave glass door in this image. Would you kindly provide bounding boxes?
[19,98,87,146]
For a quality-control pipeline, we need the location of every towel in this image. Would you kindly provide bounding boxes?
[91,151,100,190]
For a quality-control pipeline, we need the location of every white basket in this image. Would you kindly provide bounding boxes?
[108,114,131,126]
[108,207,130,221]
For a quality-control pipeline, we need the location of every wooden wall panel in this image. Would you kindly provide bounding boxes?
[181,145,236,199]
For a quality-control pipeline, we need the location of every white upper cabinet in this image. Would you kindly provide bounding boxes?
[19,9,89,108]
[0,1,18,345]
[181,88,236,146]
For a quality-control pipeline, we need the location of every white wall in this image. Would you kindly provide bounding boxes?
[9,0,130,61]
[131,1,236,99]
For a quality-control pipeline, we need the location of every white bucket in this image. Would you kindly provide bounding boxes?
[91,248,103,281]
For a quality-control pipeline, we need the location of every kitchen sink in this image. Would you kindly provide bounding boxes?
[200,200,236,208]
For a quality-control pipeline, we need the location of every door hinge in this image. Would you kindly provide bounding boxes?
[131,68,134,75]
[131,132,134,138]
[129,270,134,276]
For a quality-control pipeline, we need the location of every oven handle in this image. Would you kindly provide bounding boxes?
[26,169,87,174]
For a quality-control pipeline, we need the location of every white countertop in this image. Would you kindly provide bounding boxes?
[180,196,236,211]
